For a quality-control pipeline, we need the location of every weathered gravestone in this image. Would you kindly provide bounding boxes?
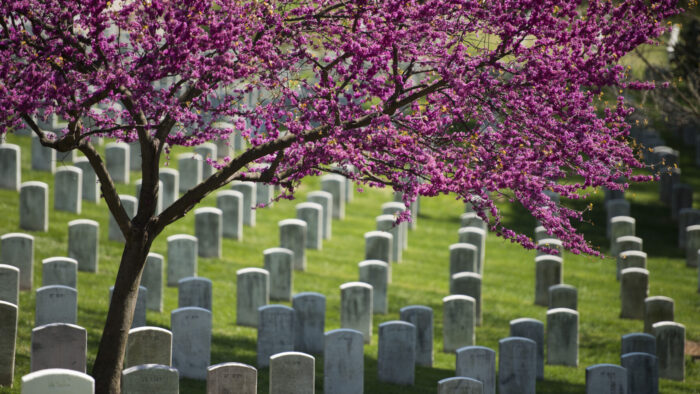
[0,265,19,306]
[652,321,685,381]
[293,292,325,355]
[0,301,17,387]
[0,144,20,191]
[324,329,363,394]
[509,318,544,380]
[31,133,56,174]
[206,362,257,394]
[141,253,164,312]
[377,321,416,385]
[548,284,577,310]
[437,377,483,394]
[54,166,82,214]
[20,181,49,232]
[399,305,433,367]
[269,352,315,394]
[585,364,627,394]
[125,326,172,368]
[178,153,203,193]
[264,248,293,301]
[340,282,373,344]
[194,207,222,258]
[20,368,94,394]
[620,352,658,394]
[609,216,635,256]
[30,323,87,372]
[73,158,99,204]
[443,295,475,352]
[534,255,563,306]
[546,308,579,367]
[605,199,630,238]
[307,191,332,239]
[460,212,487,232]
[296,202,323,250]
[677,208,700,248]
[644,296,674,333]
[685,225,700,268]
[620,268,649,319]
[382,202,408,250]
[621,332,656,356]
[617,250,647,281]
[450,272,482,325]
[171,306,211,380]
[128,141,141,172]
[121,364,179,394]
[449,243,478,277]
[178,277,213,311]
[279,219,307,271]
[159,168,179,209]
[108,195,137,242]
[256,183,274,208]
[320,174,345,219]
[236,268,269,327]
[109,286,147,328]
[376,215,401,263]
[457,228,486,275]
[498,337,536,394]
[35,285,77,326]
[0,233,34,290]
[455,346,495,394]
[166,234,197,286]
[105,142,129,184]
[614,235,643,257]
[42,257,78,289]
[364,232,392,282]
[359,260,389,315]
[257,305,296,368]
[68,220,99,272]
[194,143,217,178]
[216,190,244,240]
[230,181,256,226]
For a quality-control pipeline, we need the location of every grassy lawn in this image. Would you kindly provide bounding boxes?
[0,132,698,393]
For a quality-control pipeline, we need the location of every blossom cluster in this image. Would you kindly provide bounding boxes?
[0,0,678,255]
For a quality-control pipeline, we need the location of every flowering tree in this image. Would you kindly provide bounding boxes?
[0,0,677,391]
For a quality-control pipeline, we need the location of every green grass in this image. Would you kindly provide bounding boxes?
[0,132,698,393]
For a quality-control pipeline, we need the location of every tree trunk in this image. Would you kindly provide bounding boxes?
[92,229,150,394]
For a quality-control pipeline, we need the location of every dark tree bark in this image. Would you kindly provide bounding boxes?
[92,229,151,394]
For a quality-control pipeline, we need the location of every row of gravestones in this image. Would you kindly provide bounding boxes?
[450,209,583,385]
[0,182,354,386]
[603,196,687,379]
[0,110,409,380]
[520,188,688,387]
[618,134,700,291]
[458,194,688,389]
[5,132,688,390]
[0,132,361,388]
[0,294,688,394]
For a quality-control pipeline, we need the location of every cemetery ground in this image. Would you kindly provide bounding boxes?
[0,132,699,393]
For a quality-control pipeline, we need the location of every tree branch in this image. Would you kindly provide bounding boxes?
[19,113,132,237]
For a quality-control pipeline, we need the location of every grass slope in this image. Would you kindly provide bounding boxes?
[0,133,698,393]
